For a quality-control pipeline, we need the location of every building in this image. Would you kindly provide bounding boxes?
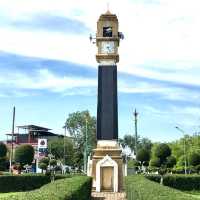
[6,124,63,172]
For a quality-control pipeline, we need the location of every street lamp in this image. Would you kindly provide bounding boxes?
[175,126,187,175]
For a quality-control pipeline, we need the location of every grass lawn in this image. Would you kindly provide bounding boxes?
[185,191,200,198]
[0,192,24,199]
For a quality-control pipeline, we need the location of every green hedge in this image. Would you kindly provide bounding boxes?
[4,176,92,200]
[125,175,196,200]
[0,174,70,193]
[0,174,50,193]
[145,174,200,191]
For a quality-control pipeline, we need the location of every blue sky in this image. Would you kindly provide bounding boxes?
[0,0,200,142]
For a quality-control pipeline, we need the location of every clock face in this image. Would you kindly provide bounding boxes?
[101,41,115,54]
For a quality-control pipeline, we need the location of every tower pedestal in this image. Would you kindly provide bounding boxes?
[91,140,123,192]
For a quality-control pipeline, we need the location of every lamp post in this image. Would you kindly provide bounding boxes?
[175,126,187,175]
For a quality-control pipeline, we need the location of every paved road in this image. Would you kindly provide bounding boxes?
[92,192,126,200]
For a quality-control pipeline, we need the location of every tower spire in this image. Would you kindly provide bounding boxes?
[106,2,111,14]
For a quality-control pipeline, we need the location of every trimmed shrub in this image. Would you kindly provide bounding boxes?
[155,143,171,164]
[0,174,70,193]
[0,174,51,193]
[14,145,34,166]
[0,143,7,157]
[125,175,196,200]
[189,152,200,166]
[136,148,150,164]
[145,174,200,191]
[5,176,92,200]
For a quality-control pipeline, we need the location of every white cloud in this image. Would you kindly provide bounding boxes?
[0,69,97,94]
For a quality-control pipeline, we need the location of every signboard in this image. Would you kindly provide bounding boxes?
[36,139,48,173]
[38,139,47,148]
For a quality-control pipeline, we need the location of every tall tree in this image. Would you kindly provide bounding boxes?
[65,110,96,168]
[48,138,74,166]
[119,134,138,152]
[138,138,152,152]
[119,134,152,155]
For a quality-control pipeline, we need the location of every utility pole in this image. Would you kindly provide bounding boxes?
[84,118,88,174]
[9,106,15,173]
[134,109,138,157]
[62,123,67,166]
[62,122,67,175]
[175,126,187,175]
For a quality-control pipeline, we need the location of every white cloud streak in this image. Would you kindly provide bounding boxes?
[0,69,97,95]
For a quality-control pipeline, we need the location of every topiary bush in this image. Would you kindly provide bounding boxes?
[5,176,92,200]
[14,144,34,167]
[189,152,200,166]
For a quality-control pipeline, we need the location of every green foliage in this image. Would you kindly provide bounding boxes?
[125,175,195,200]
[146,174,200,191]
[166,156,176,168]
[0,157,8,171]
[169,134,200,168]
[39,157,49,165]
[0,174,50,193]
[128,159,140,168]
[119,135,152,153]
[155,143,171,164]
[136,148,150,164]
[138,138,153,152]
[189,152,200,166]
[120,135,136,151]
[6,176,92,200]
[48,138,74,165]
[149,157,161,167]
[14,145,34,166]
[65,110,96,168]
[49,159,57,166]
[38,163,48,171]
[0,142,7,157]
[176,155,185,167]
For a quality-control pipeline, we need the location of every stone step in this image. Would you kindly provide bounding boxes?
[91,192,126,200]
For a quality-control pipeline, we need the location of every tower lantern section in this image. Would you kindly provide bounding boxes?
[96,11,120,64]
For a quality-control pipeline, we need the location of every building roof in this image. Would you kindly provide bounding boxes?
[16,125,51,131]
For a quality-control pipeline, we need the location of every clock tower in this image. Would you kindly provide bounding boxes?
[96,10,120,64]
[89,10,125,193]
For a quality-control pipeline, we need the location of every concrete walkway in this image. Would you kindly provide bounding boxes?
[91,192,126,200]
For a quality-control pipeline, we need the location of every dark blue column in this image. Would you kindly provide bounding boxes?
[97,65,118,140]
